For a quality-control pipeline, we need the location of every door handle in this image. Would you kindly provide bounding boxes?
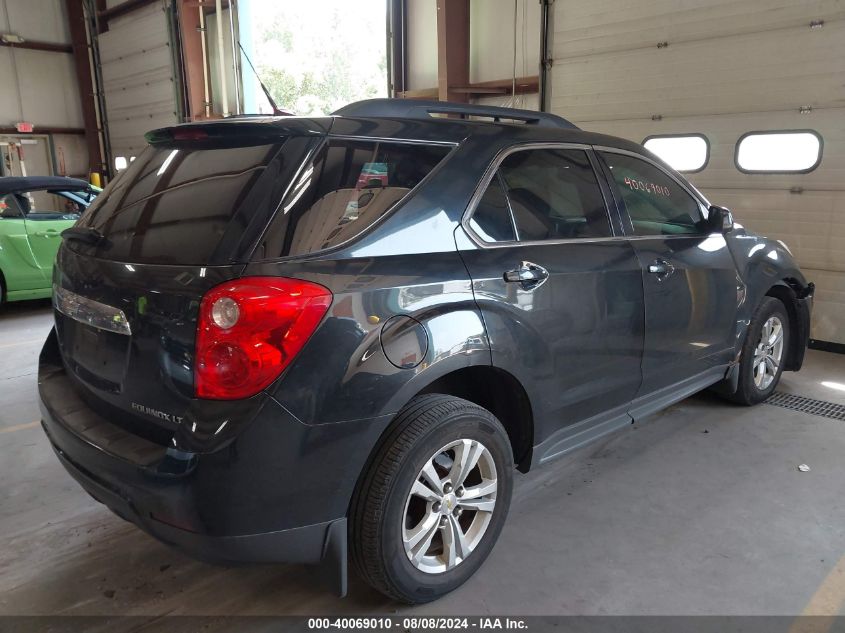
[503,261,549,290]
[34,230,60,238]
[648,259,675,281]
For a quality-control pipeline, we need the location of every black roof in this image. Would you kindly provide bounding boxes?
[331,99,578,129]
[146,99,651,160]
[0,176,91,195]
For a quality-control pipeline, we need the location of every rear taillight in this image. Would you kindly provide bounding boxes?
[195,277,332,400]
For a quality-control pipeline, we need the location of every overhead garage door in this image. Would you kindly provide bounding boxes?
[98,1,179,164]
[549,0,845,345]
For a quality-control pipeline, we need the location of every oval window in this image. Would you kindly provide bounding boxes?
[643,135,709,172]
[736,131,822,173]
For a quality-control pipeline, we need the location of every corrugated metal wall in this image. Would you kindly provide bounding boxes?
[550,0,845,344]
[98,1,179,162]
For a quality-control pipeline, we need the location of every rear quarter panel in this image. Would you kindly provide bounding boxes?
[245,252,488,425]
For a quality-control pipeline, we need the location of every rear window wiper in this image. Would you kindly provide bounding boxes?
[61,227,105,246]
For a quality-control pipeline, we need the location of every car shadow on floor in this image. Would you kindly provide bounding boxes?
[0,504,395,616]
[0,298,52,320]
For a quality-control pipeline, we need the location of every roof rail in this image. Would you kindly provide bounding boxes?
[331,99,579,130]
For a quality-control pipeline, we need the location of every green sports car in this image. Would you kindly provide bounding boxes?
[0,176,100,306]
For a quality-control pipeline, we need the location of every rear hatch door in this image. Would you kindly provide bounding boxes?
[52,124,322,439]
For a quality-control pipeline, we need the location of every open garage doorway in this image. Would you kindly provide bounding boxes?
[241,0,388,116]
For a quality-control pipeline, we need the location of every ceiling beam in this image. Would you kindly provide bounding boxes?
[398,75,539,99]
[451,75,540,95]
[436,0,469,103]
[0,126,85,135]
[0,40,72,54]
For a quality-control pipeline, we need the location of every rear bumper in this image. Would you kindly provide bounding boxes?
[38,330,391,587]
[45,426,339,566]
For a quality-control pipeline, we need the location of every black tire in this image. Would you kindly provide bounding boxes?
[727,297,790,405]
[350,394,513,604]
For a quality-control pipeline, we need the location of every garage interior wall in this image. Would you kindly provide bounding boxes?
[0,0,87,177]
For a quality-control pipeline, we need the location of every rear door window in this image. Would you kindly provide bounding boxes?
[260,140,453,258]
[468,147,612,242]
[500,148,611,240]
[467,175,516,242]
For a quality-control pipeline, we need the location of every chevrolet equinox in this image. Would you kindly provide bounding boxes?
[39,99,814,603]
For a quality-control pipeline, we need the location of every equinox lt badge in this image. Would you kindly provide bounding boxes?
[131,402,184,425]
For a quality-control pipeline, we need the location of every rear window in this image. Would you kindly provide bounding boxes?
[258,140,452,258]
[73,141,289,264]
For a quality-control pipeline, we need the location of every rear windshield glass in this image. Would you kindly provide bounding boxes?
[258,140,452,258]
[73,141,288,264]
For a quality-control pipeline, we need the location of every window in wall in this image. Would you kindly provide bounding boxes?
[600,152,704,236]
[736,130,822,173]
[495,148,612,241]
[643,134,709,172]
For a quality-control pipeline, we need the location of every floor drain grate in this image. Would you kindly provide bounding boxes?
[766,391,845,421]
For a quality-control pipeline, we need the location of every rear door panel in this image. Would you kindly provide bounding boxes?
[459,237,644,443]
[458,145,645,448]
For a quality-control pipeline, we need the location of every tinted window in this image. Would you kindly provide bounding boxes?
[498,148,611,241]
[262,140,452,258]
[468,175,515,242]
[76,141,288,264]
[736,131,821,173]
[601,152,703,236]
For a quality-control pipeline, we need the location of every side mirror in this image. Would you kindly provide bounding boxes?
[708,205,734,233]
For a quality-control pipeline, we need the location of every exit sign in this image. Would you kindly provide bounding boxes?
[15,121,33,133]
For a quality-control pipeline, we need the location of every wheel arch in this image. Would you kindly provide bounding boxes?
[764,278,809,371]
[351,365,534,524]
[414,365,534,473]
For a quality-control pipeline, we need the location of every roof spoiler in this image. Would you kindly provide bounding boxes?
[331,99,579,130]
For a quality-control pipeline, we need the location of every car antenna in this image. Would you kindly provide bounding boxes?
[237,42,293,116]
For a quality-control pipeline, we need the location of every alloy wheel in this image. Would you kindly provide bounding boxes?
[402,438,498,574]
[753,315,784,390]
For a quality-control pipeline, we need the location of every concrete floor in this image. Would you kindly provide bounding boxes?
[2,299,845,617]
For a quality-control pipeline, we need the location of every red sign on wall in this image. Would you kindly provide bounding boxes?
[15,122,34,133]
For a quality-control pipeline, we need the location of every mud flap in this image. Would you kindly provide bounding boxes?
[710,359,741,397]
[321,518,348,597]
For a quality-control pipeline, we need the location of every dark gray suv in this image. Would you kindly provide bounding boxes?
[39,99,813,603]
